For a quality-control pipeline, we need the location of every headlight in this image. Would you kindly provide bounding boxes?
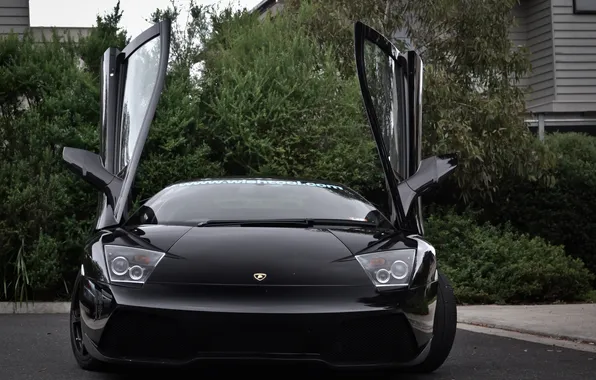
[104,245,165,284]
[355,249,416,288]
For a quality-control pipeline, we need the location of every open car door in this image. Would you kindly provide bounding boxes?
[62,20,171,230]
[354,21,457,235]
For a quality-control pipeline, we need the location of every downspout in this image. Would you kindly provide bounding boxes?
[538,113,545,141]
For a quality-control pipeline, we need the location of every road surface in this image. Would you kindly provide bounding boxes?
[1,314,594,380]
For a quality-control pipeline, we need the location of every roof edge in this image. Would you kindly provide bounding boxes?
[250,0,278,14]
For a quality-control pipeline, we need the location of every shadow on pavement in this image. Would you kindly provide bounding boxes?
[99,363,437,379]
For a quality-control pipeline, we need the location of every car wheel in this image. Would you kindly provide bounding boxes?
[69,275,107,372]
[408,270,457,373]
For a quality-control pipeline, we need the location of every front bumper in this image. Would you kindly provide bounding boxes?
[79,280,438,369]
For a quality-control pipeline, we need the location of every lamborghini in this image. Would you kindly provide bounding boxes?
[63,19,458,373]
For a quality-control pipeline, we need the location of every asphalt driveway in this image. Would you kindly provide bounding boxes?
[1,314,595,380]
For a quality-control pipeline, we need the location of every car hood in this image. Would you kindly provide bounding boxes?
[145,226,379,286]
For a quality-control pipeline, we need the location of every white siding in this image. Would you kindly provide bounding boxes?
[513,0,557,111]
[0,0,29,36]
[551,0,596,112]
[29,26,92,43]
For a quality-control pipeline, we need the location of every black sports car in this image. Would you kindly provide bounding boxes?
[63,19,459,373]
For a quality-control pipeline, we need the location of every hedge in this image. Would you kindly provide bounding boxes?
[0,2,590,304]
[481,132,596,281]
[0,4,383,301]
[425,210,595,304]
[0,33,100,301]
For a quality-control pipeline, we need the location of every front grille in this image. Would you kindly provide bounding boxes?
[99,308,419,364]
[326,314,419,363]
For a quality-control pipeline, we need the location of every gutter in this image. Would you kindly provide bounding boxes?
[524,118,596,127]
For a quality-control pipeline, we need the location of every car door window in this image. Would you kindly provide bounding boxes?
[117,36,162,173]
[363,39,403,179]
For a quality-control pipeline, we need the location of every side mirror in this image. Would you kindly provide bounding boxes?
[398,153,458,217]
[62,147,122,207]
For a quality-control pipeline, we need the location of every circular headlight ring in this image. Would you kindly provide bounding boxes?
[376,268,391,284]
[390,260,409,280]
[111,256,129,276]
[129,265,144,281]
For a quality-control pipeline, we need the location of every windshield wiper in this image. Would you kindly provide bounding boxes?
[196,218,385,229]
[196,219,311,227]
[304,218,379,228]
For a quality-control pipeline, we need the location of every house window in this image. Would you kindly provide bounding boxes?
[574,0,596,14]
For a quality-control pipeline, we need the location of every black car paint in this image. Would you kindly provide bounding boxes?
[94,21,171,230]
[153,227,373,286]
[65,19,456,370]
[77,218,438,367]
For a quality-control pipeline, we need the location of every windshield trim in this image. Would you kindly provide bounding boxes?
[124,180,392,229]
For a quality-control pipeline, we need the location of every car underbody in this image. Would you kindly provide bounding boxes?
[75,277,438,369]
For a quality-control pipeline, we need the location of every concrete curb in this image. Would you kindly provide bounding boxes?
[457,318,596,345]
[456,303,596,345]
[0,302,69,314]
[457,323,596,354]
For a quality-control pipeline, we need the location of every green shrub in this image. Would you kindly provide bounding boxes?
[284,0,556,203]
[195,5,382,194]
[0,3,381,300]
[481,132,596,281]
[0,32,100,301]
[425,211,594,304]
[133,68,225,200]
[0,0,570,304]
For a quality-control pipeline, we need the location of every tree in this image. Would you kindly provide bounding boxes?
[0,2,131,301]
[0,0,578,302]
[284,0,556,203]
[134,0,225,202]
[193,4,382,194]
[77,1,129,78]
[0,32,99,301]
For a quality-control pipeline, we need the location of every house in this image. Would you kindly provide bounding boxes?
[252,0,285,19]
[0,0,29,36]
[1,0,91,113]
[511,0,596,138]
[253,0,596,138]
[1,0,92,42]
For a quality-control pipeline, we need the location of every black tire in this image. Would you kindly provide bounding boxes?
[408,270,457,373]
[69,274,108,372]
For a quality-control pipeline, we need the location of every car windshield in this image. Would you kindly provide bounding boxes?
[125,179,392,229]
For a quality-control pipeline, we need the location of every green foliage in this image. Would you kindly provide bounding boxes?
[0,32,99,301]
[0,0,584,305]
[283,0,555,203]
[0,2,224,300]
[149,0,209,75]
[77,1,128,78]
[134,71,224,200]
[425,211,595,304]
[481,132,596,281]
[195,4,382,192]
